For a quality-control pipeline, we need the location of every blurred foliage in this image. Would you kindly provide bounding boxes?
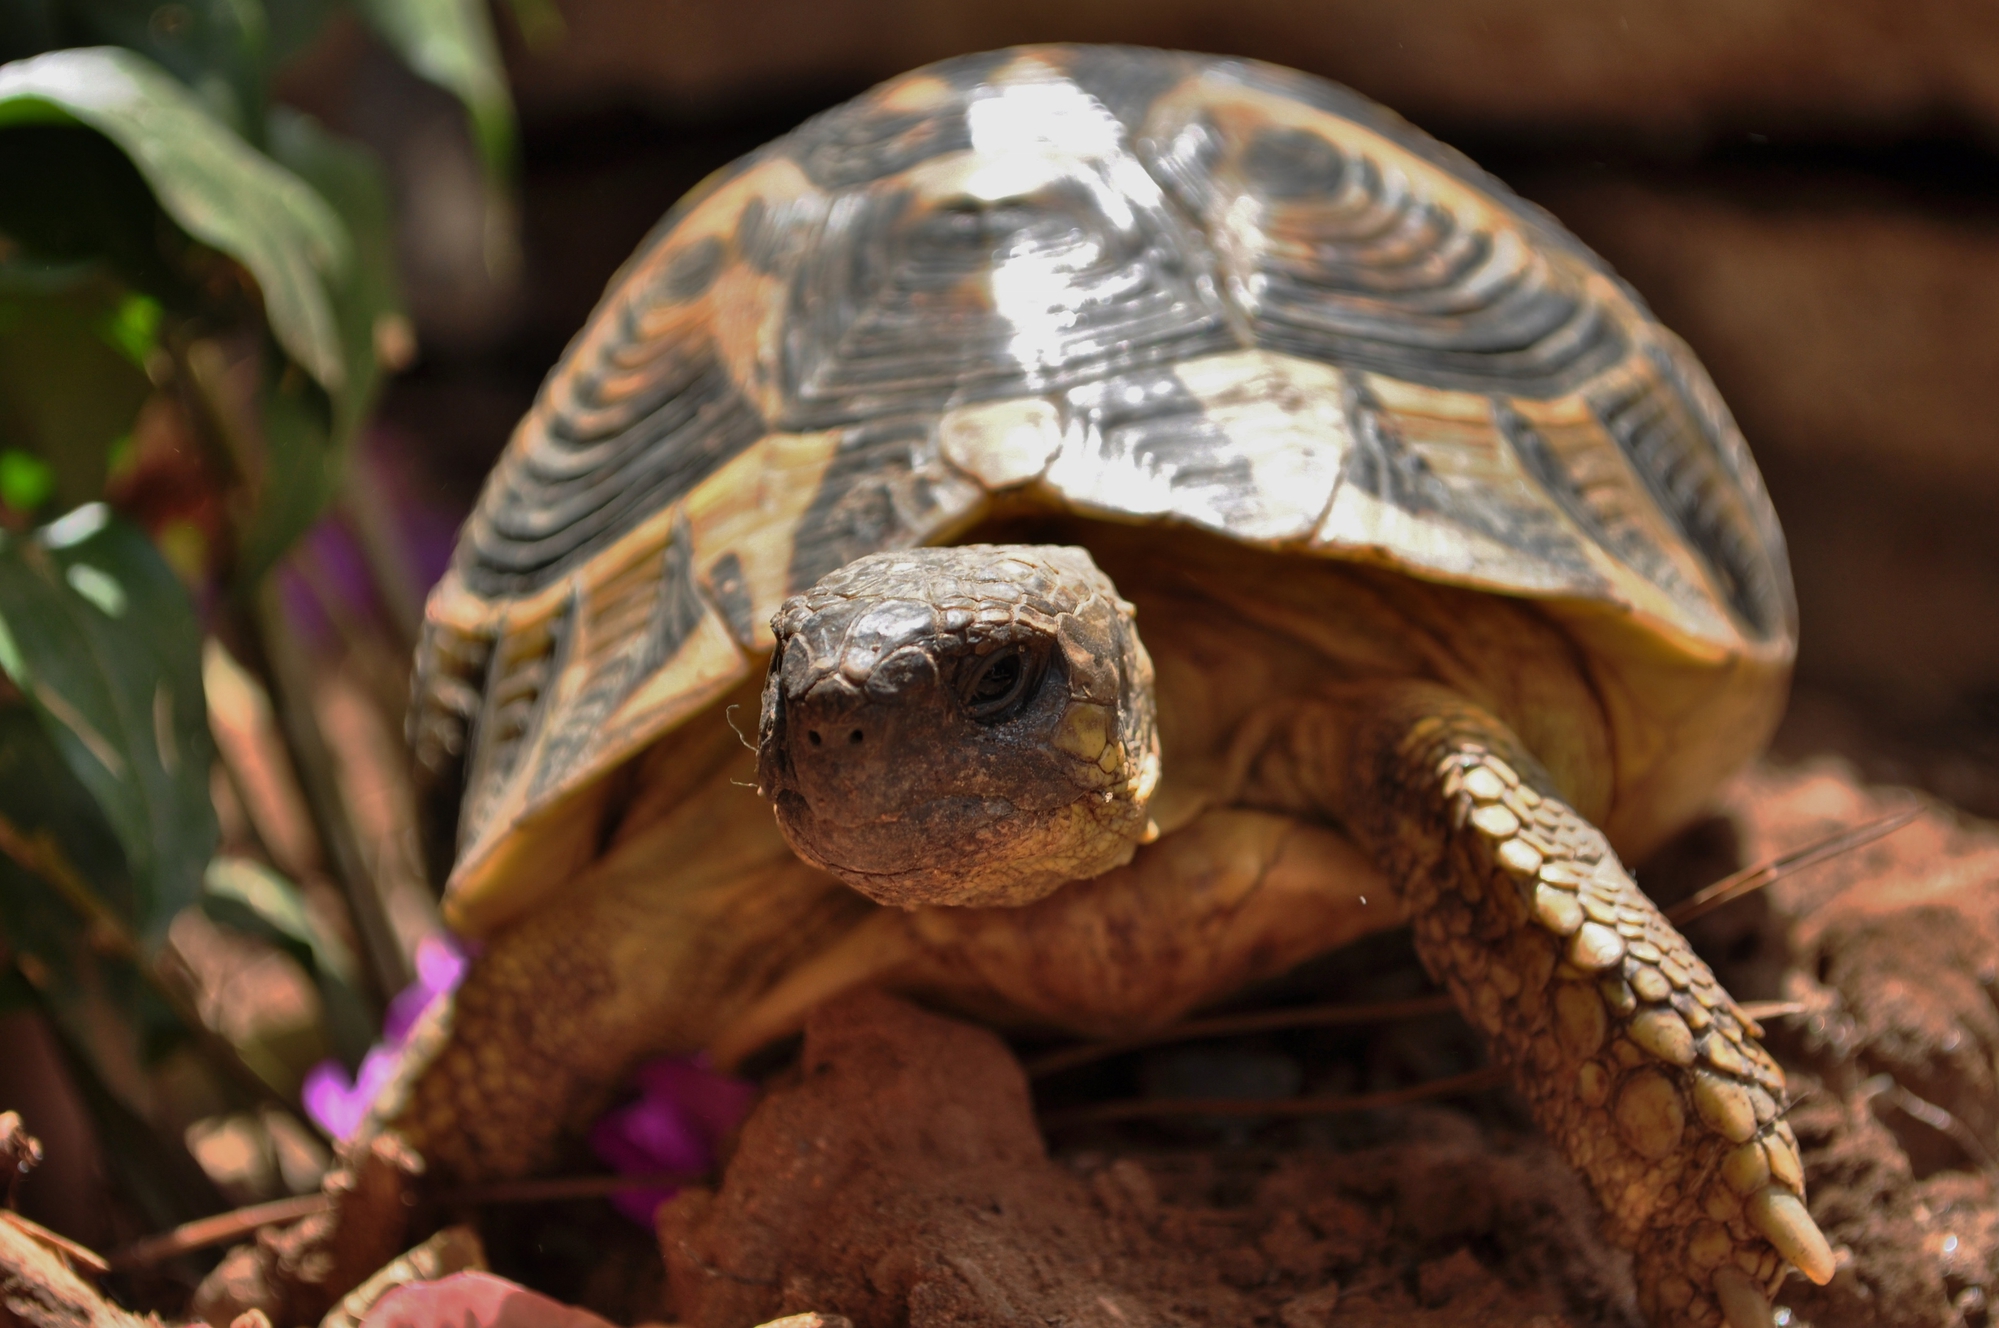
[0,0,516,1219]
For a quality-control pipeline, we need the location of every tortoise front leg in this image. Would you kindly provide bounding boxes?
[1311,683,1832,1328]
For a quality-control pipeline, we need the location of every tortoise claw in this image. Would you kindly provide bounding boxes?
[1711,1266,1775,1328]
[1746,1186,1835,1285]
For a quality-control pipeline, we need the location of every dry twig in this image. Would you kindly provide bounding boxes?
[109,1171,702,1269]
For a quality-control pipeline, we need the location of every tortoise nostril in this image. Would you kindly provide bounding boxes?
[848,729,864,744]
[807,730,822,746]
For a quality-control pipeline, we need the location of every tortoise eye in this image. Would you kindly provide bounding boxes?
[962,646,1037,721]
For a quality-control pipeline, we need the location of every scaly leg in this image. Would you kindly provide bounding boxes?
[1321,684,1832,1328]
[375,795,864,1180]
[197,781,866,1322]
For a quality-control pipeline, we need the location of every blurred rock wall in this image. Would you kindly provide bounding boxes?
[501,0,1999,145]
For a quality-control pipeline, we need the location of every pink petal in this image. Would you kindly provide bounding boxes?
[631,1055,757,1143]
[587,1098,706,1225]
[414,933,467,995]
[301,1060,366,1141]
[360,1272,617,1328]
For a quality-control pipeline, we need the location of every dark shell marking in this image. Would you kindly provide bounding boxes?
[419,44,1793,902]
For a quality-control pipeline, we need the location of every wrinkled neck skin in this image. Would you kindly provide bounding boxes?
[757,522,1610,910]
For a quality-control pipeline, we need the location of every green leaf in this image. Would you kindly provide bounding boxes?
[0,122,203,304]
[202,855,375,1064]
[34,0,272,137]
[0,449,55,513]
[220,110,404,578]
[265,107,400,448]
[0,506,217,943]
[236,352,340,584]
[349,0,515,179]
[0,46,351,391]
[0,704,163,1117]
[0,276,155,511]
[99,289,161,365]
[500,0,565,52]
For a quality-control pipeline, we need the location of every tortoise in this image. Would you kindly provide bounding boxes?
[378,44,1826,1328]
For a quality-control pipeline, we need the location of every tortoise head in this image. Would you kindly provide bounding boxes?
[757,545,1160,907]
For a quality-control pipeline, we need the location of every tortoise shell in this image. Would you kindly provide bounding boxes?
[411,45,1794,933]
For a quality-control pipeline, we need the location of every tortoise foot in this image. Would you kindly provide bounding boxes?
[1345,690,1835,1327]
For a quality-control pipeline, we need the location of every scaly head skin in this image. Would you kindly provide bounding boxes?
[758,545,1160,907]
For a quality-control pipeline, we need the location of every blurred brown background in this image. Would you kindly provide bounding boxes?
[286,0,1999,811]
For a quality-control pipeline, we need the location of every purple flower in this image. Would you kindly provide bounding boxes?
[587,1055,756,1225]
[301,936,756,1228]
[384,933,467,1043]
[303,934,467,1141]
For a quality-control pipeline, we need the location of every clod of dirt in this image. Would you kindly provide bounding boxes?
[657,991,1628,1327]
[193,1136,423,1328]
